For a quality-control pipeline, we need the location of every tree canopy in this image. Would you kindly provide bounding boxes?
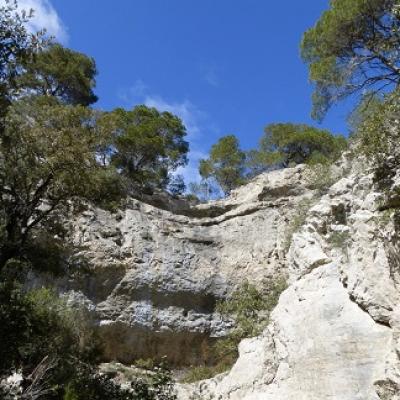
[109,105,189,191]
[17,44,98,106]
[0,1,44,132]
[0,97,105,269]
[260,123,347,167]
[301,0,400,120]
[199,135,245,195]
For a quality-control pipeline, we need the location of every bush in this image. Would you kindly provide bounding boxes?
[284,198,315,251]
[0,279,103,399]
[327,230,350,261]
[0,281,177,399]
[354,91,400,188]
[181,363,230,384]
[327,231,350,250]
[305,163,337,195]
[0,279,33,376]
[63,362,136,400]
[183,279,287,383]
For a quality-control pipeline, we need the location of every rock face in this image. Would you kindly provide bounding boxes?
[53,155,400,399]
[178,160,400,399]
[64,165,310,366]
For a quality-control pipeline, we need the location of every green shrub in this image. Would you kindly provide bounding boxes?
[353,91,400,189]
[284,198,315,251]
[182,362,231,384]
[216,278,287,345]
[63,362,136,400]
[0,280,104,399]
[327,231,350,251]
[305,163,337,196]
[0,282,82,379]
[0,279,33,375]
[134,358,156,371]
[183,279,287,383]
[63,353,177,400]
[376,209,393,227]
[0,281,177,399]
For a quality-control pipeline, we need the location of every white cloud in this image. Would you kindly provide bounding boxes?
[204,68,219,87]
[118,79,148,103]
[175,149,207,185]
[144,95,204,140]
[200,64,220,87]
[2,0,68,43]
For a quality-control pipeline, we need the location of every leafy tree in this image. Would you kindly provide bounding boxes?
[301,0,400,121]
[260,123,347,167]
[0,4,178,398]
[0,97,104,270]
[109,105,189,191]
[347,91,384,136]
[0,0,45,132]
[244,149,275,178]
[353,90,400,182]
[17,44,98,106]
[199,135,245,195]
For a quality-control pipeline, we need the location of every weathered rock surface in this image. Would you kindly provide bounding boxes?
[62,165,311,365]
[44,154,400,399]
[177,161,400,399]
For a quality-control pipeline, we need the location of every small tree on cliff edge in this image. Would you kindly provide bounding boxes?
[108,105,189,192]
[259,123,347,167]
[199,135,245,196]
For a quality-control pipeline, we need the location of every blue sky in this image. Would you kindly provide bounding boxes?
[15,0,354,182]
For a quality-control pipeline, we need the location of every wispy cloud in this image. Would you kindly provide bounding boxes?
[175,150,207,184]
[118,79,148,103]
[204,68,219,87]
[144,95,204,140]
[2,0,68,43]
[200,64,220,87]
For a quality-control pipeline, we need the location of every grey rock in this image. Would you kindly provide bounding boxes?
[178,159,400,399]
[64,166,310,365]
[48,154,400,398]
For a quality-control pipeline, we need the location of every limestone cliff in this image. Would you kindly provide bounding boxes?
[178,158,400,400]
[62,165,311,367]
[48,156,400,399]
